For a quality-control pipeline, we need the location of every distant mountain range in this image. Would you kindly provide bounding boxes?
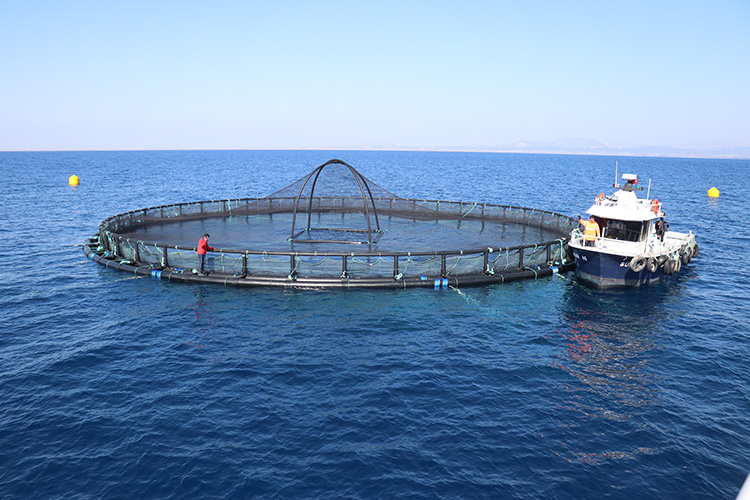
[447,138,750,159]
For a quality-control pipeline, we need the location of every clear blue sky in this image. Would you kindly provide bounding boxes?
[1,1,748,151]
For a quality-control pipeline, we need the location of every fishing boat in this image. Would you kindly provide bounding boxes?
[569,171,698,287]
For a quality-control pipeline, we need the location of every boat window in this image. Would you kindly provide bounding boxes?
[640,222,650,241]
[602,219,647,242]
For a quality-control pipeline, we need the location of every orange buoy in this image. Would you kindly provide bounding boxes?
[68,174,80,186]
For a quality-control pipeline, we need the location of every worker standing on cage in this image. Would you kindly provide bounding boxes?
[578,215,600,247]
[197,233,215,275]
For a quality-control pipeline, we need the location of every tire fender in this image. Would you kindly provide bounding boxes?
[681,250,691,265]
[629,256,647,273]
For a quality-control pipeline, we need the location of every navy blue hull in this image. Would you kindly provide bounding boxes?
[572,247,664,288]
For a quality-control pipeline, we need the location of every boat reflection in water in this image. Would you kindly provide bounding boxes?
[548,280,683,465]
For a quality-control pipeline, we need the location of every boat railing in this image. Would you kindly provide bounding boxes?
[571,228,658,255]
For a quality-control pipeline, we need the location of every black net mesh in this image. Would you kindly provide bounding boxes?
[90,159,576,286]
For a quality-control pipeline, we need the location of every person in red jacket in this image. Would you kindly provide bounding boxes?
[197,233,215,274]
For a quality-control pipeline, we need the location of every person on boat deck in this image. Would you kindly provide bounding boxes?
[578,215,600,246]
[197,233,215,274]
[655,216,670,242]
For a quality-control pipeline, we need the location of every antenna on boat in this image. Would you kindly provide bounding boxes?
[614,161,618,187]
[647,178,652,200]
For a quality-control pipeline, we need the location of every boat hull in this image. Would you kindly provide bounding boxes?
[571,246,664,288]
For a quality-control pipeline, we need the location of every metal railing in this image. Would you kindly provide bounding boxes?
[97,197,576,282]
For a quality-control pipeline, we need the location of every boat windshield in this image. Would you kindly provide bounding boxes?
[601,219,648,242]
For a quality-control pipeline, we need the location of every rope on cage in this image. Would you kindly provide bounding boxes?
[288,253,300,280]
[460,202,478,218]
[525,266,539,279]
[445,250,463,275]
[352,256,385,267]
[304,255,336,266]
[555,238,566,264]
[217,252,227,274]
[485,247,495,275]
[399,252,413,276]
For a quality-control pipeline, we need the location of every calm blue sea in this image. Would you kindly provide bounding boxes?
[1,150,749,499]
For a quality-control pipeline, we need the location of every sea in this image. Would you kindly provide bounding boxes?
[1,150,748,499]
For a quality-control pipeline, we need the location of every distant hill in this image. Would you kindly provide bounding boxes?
[345,139,750,159]
[485,139,750,159]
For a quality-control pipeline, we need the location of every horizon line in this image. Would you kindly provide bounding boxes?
[0,146,748,160]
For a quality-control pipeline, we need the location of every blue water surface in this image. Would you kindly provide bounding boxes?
[0,150,748,499]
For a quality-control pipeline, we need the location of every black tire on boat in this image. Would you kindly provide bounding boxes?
[674,256,682,274]
[630,256,647,273]
[681,249,691,265]
[647,257,658,273]
[692,244,699,259]
[664,259,674,276]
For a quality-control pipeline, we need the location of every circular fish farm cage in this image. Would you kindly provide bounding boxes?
[83,159,576,289]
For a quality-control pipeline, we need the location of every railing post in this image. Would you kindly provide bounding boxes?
[393,255,399,278]
[242,252,248,277]
[518,248,524,268]
[441,253,447,276]
[162,246,168,268]
[341,255,348,278]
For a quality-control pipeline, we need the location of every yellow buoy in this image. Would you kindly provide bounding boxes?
[68,174,79,187]
[707,187,720,198]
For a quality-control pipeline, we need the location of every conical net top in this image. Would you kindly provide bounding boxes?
[272,159,398,244]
